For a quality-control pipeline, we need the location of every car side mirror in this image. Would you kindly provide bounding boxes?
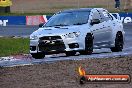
[90,19,100,25]
[39,23,44,27]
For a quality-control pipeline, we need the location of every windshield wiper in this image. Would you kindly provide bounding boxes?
[53,24,69,26]
[73,23,86,25]
[45,26,53,27]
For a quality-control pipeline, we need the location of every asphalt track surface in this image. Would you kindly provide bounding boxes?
[0,25,38,37]
[0,23,132,67]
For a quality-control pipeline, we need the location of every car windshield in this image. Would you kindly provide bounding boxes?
[45,11,90,27]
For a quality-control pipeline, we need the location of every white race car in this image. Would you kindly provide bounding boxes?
[30,8,125,59]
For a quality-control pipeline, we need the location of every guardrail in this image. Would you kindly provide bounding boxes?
[0,13,132,26]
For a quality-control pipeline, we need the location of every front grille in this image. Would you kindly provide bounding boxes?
[38,36,65,52]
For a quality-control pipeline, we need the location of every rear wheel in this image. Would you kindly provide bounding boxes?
[111,32,124,52]
[66,51,76,56]
[80,34,93,55]
[31,52,45,59]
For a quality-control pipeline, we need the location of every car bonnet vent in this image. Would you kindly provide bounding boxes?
[39,36,61,40]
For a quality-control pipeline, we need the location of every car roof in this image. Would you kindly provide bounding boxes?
[60,8,104,13]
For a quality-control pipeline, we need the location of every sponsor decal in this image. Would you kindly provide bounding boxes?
[121,16,132,23]
[0,19,8,26]
[113,13,132,23]
[0,16,26,26]
[78,66,131,84]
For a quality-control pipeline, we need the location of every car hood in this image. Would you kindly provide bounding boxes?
[31,25,90,37]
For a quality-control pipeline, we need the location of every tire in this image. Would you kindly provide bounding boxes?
[31,52,45,59]
[80,34,93,55]
[111,32,123,52]
[66,51,76,56]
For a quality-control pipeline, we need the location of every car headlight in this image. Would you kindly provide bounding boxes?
[73,32,80,37]
[30,35,38,40]
[64,32,80,38]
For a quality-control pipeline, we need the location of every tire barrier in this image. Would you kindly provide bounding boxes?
[0,6,10,13]
[0,0,12,13]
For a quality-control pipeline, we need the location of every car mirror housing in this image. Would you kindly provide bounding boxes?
[39,23,44,27]
[90,19,100,25]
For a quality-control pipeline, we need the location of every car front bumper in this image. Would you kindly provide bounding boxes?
[30,36,84,54]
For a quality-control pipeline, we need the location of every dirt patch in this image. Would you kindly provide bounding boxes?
[11,0,127,13]
[0,56,132,88]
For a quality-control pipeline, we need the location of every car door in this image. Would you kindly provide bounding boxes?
[99,10,113,44]
[90,9,112,47]
[91,20,107,46]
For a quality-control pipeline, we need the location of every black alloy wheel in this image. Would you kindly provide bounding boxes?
[111,32,123,52]
[80,34,93,55]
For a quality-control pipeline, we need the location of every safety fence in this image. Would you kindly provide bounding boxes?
[0,13,132,26]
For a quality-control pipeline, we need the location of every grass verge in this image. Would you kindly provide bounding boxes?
[0,37,29,57]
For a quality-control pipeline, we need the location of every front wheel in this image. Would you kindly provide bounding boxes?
[80,34,93,55]
[110,32,124,52]
[31,52,45,59]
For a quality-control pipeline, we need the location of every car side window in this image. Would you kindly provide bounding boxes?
[101,11,113,21]
[91,11,101,20]
[90,10,101,25]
